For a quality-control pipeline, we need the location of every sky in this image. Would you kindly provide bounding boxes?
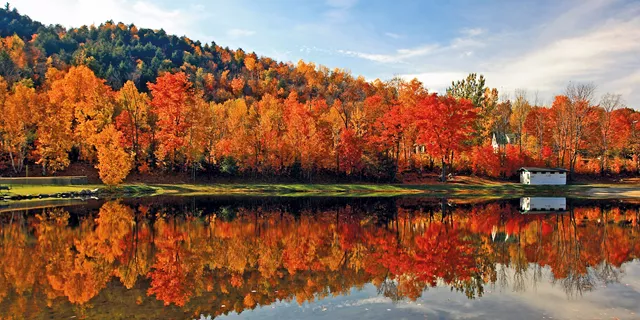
[12,0,640,108]
[217,262,640,319]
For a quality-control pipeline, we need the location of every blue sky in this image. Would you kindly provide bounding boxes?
[13,0,640,107]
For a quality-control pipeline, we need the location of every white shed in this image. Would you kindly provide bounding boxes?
[520,197,567,213]
[518,167,568,185]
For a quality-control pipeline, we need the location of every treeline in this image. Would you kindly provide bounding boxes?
[0,200,638,316]
[0,6,638,184]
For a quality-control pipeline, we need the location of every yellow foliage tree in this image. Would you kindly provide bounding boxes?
[48,65,114,162]
[94,125,133,185]
[3,81,36,173]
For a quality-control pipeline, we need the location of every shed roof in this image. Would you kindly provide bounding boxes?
[518,167,568,173]
[520,209,568,214]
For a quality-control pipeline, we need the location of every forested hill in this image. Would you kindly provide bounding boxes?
[0,5,638,185]
[0,4,326,101]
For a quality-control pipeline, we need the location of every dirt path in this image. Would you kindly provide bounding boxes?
[587,187,640,198]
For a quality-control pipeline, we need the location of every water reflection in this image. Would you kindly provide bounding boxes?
[0,197,638,319]
[519,197,567,213]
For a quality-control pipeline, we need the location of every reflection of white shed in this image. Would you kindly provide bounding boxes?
[518,167,568,185]
[520,197,567,213]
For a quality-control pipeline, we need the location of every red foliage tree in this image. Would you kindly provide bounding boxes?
[337,128,363,175]
[148,72,194,168]
[414,94,477,181]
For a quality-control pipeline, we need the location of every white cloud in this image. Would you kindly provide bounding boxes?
[323,0,359,23]
[384,32,403,39]
[12,0,640,108]
[335,28,486,64]
[227,29,256,38]
[335,25,487,64]
[12,0,203,38]
[322,1,640,107]
[338,50,401,63]
[396,1,640,107]
[461,27,485,37]
[483,12,640,101]
[338,44,440,63]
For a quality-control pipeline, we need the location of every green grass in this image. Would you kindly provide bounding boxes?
[2,182,639,201]
[2,184,102,196]
[99,182,640,198]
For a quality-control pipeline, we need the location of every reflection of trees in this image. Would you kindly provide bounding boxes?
[377,278,400,302]
[0,199,638,317]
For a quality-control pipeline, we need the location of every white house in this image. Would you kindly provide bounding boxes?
[520,197,567,213]
[518,167,568,185]
[491,132,516,152]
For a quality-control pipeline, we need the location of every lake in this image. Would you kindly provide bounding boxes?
[0,196,638,319]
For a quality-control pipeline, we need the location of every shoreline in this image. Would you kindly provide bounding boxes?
[2,183,639,213]
[2,182,639,201]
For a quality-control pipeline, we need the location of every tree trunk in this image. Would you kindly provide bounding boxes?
[600,139,608,176]
[9,151,16,174]
[394,140,400,180]
[441,157,447,182]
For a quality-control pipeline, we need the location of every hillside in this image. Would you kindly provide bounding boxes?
[0,5,318,100]
[0,5,638,185]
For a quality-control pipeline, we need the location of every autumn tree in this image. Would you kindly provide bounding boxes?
[231,77,245,97]
[184,95,211,176]
[337,128,363,175]
[219,98,258,171]
[597,93,624,174]
[471,144,501,178]
[284,92,326,177]
[47,65,115,161]
[94,125,133,185]
[524,106,551,161]
[550,95,571,167]
[148,72,194,168]
[2,80,35,173]
[0,34,26,84]
[373,104,406,177]
[509,89,531,154]
[1,5,639,181]
[115,80,150,165]
[447,73,498,145]
[618,110,640,172]
[0,76,7,164]
[565,83,597,177]
[36,68,75,174]
[255,93,285,171]
[414,94,477,181]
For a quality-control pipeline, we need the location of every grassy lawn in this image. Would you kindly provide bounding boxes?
[2,184,102,196]
[2,182,639,200]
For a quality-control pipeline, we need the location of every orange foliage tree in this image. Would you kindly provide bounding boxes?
[115,80,151,166]
[3,81,36,173]
[94,125,133,185]
[2,3,640,182]
[148,72,194,168]
[36,68,75,174]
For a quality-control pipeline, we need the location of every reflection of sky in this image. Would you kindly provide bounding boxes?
[214,261,640,320]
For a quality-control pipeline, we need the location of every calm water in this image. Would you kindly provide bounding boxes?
[0,196,639,319]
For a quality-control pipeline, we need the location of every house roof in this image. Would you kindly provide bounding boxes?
[492,132,516,145]
[518,167,569,173]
